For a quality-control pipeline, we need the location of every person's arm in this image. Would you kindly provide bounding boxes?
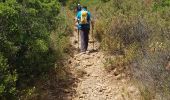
[76,12,81,23]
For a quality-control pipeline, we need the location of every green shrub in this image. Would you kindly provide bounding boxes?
[95,0,170,99]
[0,53,17,99]
[0,0,70,99]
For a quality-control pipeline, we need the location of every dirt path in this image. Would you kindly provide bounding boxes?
[68,31,142,100]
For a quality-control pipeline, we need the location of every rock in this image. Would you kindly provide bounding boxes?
[79,95,84,98]
[86,63,93,66]
[87,73,90,77]
[97,83,103,86]
[121,73,126,77]
[75,63,80,67]
[73,57,76,60]
[99,87,107,92]
[121,79,127,83]
[99,89,103,92]
[82,91,87,94]
[115,74,122,80]
[77,58,81,61]
[64,89,70,93]
[127,86,137,93]
[113,68,120,76]
[68,60,72,64]
[91,74,98,77]
[105,88,112,93]
[74,40,78,44]
[114,94,123,100]
[84,55,91,59]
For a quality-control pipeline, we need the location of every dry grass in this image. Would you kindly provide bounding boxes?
[94,0,170,99]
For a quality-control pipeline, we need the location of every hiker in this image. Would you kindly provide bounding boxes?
[74,4,82,31]
[76,6,94,53]
[74,4,82,22]
[77,4,82,14]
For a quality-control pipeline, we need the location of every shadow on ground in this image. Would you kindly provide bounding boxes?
[26,44,79,100]
[32,66,78,100]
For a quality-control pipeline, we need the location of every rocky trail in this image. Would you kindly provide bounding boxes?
[37,30,142,100]
[66,31,142,100]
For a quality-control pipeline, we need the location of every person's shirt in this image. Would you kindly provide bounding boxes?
[76,8,91,30]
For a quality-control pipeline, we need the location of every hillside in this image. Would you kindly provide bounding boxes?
[0,0,170,100]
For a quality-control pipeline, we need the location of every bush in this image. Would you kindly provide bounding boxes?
[0,53,17,99]
[95,0,170,99]
[0,0,70,99]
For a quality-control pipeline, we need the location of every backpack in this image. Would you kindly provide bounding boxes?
[80,10,88,24]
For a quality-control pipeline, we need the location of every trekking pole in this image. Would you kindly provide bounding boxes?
[78,28,80,51]
[92,24,94,50]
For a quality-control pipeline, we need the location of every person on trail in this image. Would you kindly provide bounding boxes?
[76,6,93,53]
[74,4,82,31]
[77,4,82,15]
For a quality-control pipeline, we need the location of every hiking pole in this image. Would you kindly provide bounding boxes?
[92,22,94,50]
[78,28,80,51]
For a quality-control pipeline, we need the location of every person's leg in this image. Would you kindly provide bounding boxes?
[80,30,86,52]
[84,29,89,51]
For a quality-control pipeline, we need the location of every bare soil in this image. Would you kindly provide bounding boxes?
[31,31,142,100]
[68,31,141,100]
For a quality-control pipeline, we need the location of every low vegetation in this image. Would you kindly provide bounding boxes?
[1,0,170,99]
[94,0,170,99]
[0,0,73,99]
